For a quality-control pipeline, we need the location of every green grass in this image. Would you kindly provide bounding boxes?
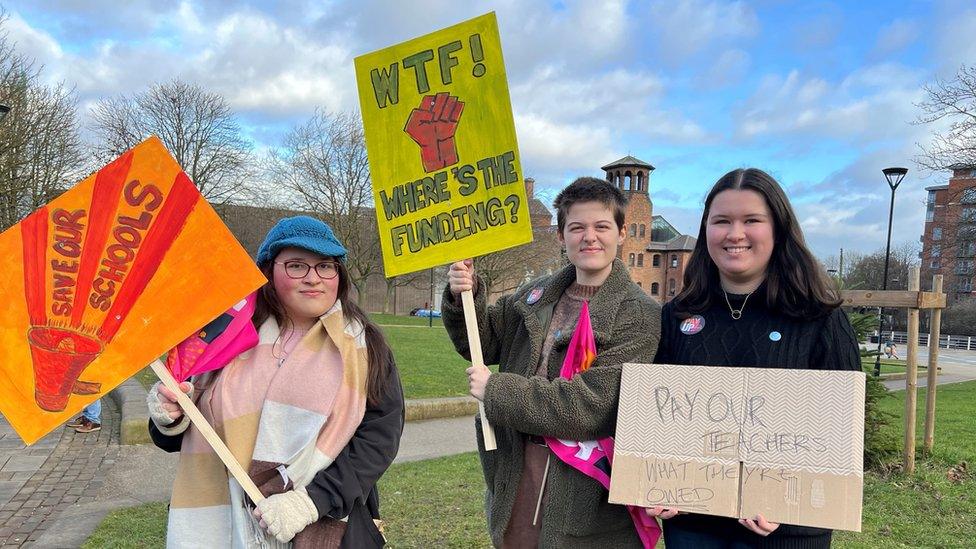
[861,358,928,376]
[82,501,167,548]
[833,381,976,547]
[378,452,491,548]
[382,325,474,399]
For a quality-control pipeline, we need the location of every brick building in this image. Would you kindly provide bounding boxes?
[921,164,976,301]
[601,156,696,302]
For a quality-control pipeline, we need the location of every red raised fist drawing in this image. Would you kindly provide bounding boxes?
[404,92,464,173]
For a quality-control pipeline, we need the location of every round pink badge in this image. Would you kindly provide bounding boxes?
[680,315,705,335]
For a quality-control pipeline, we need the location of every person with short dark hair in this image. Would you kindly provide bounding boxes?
[444,176,661,547]
[647,168,860,548]
[148,216,403,548]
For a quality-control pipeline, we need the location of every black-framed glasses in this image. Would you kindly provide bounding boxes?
[275,260,339,279]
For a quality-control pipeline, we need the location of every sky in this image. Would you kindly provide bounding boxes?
[5,0,974,260]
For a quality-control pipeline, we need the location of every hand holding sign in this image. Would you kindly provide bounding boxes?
[448,258,477,294]
[404,92,464,172]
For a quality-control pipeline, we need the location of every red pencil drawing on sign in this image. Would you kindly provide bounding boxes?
[20,151,199,412]
[404,92,464,173]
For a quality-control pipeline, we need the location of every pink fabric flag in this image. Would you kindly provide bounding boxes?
[165,292,259,382]
[543,301,661,547]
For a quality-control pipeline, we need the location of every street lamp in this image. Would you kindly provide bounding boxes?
[874,167,908,376]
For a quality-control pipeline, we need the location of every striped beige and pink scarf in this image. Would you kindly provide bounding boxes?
[166,300,368,548]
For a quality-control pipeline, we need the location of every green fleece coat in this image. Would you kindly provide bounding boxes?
[442,259,662,548]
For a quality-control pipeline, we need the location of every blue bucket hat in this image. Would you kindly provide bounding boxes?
[256,216,348,266]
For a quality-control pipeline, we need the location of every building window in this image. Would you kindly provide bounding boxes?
[927,190,937,205]
[932,245,941,257]
[964,207,976,222]
[639,224,646,238]
[651,282,659,295]
[956,259,974,275]
[963,188,976,204]
[630,223,637,237]
[668,278,676,295]
[671,255,678,268]
[652,254,661,267]
[637,253,644,266]
[957,277,973,293]
[933,227,942,241]
[961,242,976,257]
[931,259,940,269]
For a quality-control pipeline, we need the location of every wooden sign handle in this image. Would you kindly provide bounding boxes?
[149,359,265,503]
[460,289,497,451]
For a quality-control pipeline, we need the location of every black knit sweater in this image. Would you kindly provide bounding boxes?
[654,287,861,548]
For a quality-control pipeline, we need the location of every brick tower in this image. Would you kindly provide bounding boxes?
[602,155,655,291]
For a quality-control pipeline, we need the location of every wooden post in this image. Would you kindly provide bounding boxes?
[149,359,265,503]
[923,275,944,453]
[903,267,921,474]
[460,289,498,451]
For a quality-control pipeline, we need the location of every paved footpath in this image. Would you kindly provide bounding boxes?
[0,399,119,546]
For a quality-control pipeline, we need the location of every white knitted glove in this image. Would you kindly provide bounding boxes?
[147,381,193,435]
[255,488,319,543]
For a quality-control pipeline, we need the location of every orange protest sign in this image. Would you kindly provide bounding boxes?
[0,136,266,444]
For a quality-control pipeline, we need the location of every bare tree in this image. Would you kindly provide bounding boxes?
[0,19,84,230]
[267,111,378,294]
[915,65,976,172]
[476,226,564,298]
[90,79,253,202]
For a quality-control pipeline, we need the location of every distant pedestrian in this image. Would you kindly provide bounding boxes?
[66,400,101,433]
[886,341,900,360]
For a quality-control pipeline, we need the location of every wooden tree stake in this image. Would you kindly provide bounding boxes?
[923,275,943,453]
[903,267,920,474]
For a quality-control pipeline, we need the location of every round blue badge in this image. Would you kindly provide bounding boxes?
[680,315,705,335]
[769,331,782,342]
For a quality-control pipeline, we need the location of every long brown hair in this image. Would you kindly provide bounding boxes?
[253,258,395,406]
[674,168,840,319]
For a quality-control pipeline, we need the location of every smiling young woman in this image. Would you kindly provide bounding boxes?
[147,216,403,548]
[647,169,861,548]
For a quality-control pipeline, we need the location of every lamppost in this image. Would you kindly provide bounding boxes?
[874,167,908,377]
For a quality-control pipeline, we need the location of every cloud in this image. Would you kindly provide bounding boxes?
[734,64,926,142]
[514,113,615,174]
[647,0,759,62]
[3,12,65,76]
[934,2,976,73]
[702,48,750,88]
[791,12,840,51]
[872,19,919,58]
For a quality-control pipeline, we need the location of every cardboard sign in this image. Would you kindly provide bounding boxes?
[354,12,532,277]
[609,364,865,532]
[0,136,266,444]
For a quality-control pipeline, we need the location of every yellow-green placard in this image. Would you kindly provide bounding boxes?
[355,12,532,277]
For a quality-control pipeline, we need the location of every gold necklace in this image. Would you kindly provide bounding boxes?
[723,289,756,320]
